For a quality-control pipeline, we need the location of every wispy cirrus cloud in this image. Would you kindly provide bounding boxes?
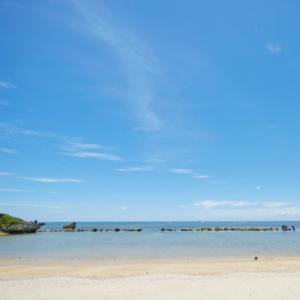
[263,201,289,208]
[116,165,153,172]
[169,168,194,175]
[0,171,11,176]
[62,140,122,161]
[194,200,257,209]
[0,188,28,192]
[67,142,103,150]
[66,151,122,161]
[19,177,84,183]
[0,122,50,138]
[0,147,16,154]
[0,202,71,210]
[0,81,16,89]
[169,168,211,180]
[73,1,163,131]
[266,43,282,54]
[194,174,211,179]
[194,200,293,211]
[116,205,128,211]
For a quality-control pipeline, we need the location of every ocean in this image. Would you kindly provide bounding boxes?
[0,221,300,260]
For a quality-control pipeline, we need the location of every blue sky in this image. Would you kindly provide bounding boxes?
[1,0,300,221]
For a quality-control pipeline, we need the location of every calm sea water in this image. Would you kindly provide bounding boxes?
[0,221,300,260]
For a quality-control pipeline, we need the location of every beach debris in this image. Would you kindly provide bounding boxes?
[63,222,76,231]
[254,256,258,261]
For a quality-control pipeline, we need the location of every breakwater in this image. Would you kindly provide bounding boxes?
[37,224,296,233]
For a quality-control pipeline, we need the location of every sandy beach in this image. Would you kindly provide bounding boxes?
[1,257,300,300]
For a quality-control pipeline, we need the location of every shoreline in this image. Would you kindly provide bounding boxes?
[1,256,300,279]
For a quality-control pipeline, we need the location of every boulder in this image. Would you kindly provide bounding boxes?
[0,213,45,234]
[3,222,44,234]
[63,222,76,231]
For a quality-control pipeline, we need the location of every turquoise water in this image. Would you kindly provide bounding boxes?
[0,221,300,260]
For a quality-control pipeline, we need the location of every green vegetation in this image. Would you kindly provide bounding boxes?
[0,213,26,230]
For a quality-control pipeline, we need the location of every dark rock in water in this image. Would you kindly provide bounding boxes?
[92,228,98,232]
[63,222,76,231]
[281,225,289,231]
[3,222,44,234]
[114,228,120,232]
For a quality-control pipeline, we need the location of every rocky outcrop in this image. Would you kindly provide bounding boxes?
[0,214,45,234]
[63,222,76,231]
[3,222,44,234]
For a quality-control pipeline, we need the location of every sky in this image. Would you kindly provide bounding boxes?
[1,0,300,221]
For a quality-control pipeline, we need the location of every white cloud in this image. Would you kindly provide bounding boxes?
[276,208,300,217]
[194,174,211,179]
[169,168,194,175]
[20,177,84,183]
[62,140,122,161]
[116,165,153,172]
[194,200,256,209]
[169,168,211,181]
[0,148,16,154]
[263,201,289,208]
[73,1,163,131]
[0,171,11,176]
[0,81,16,89]
[0,122,47,138]
[68,142,102,149]
[65,151,122,161]
[266,43,282,54]
[116,206,128,211]
[0,188,28,192]
[0,203,71,210]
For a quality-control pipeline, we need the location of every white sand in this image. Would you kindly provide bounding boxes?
[1,273,300,300]
[1,258,300,300]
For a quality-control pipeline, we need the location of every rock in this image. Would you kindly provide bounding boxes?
[92,228,98,232]
[3,222,44,234]
[281,225,289,231]
[63,222,76,231]
[0,213,45,234]
[0,213,27,230]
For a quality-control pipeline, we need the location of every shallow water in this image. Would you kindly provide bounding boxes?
[0,221,300,260]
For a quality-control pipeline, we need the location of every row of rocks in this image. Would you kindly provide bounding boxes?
[41,227,143,233]
[161,225,296,232]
